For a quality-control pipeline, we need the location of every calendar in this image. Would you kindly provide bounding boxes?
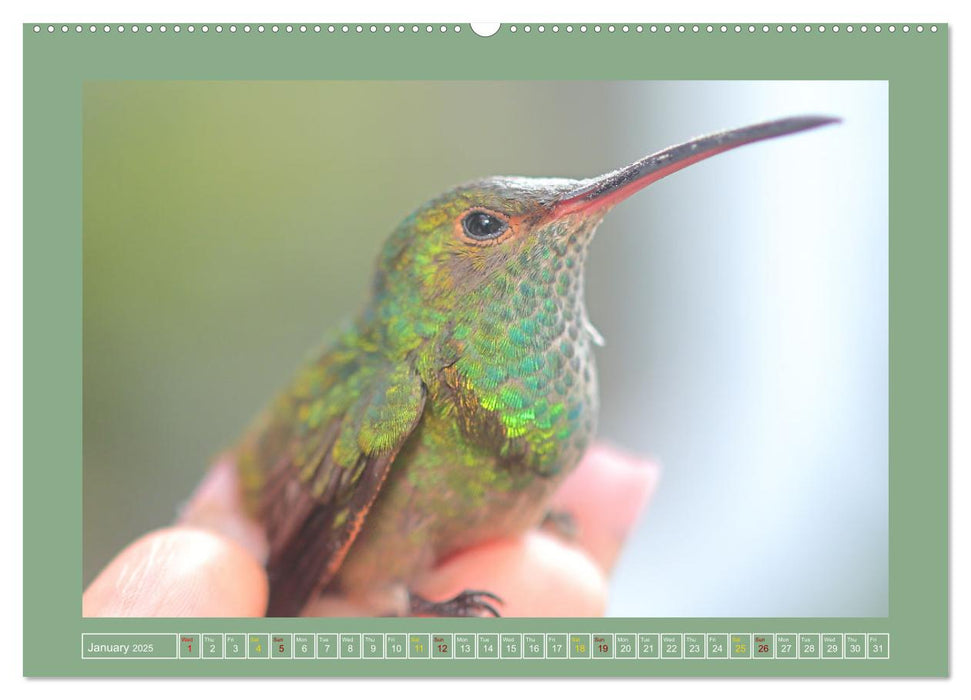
[81,631,891,662]
[21,18,948,679]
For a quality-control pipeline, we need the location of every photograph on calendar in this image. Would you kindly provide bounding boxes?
[81,80,888,619]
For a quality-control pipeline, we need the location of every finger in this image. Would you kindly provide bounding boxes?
[300,596,371,617]
[412,531,607,617]
[83,527,269,617]
[179,456,268,562]
[549,443,660,573]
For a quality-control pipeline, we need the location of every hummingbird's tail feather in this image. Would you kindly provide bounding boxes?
[264,448,398,617]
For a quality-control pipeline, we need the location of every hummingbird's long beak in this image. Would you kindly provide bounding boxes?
[550,115,840,219]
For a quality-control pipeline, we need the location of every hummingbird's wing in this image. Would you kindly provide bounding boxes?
[238,341,426,617]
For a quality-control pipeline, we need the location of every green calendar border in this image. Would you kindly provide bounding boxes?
[23,22,948,677]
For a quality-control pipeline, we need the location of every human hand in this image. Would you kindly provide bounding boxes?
[82,444,659,617]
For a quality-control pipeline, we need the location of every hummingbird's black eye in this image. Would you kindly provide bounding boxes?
[461,210,509,241]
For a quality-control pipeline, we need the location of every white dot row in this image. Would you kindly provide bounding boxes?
[33,24,465,34]
[507,24,937,34]
[31,23,940,35]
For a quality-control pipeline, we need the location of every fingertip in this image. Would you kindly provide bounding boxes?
[551,443,660,572]
[584,443,662,488]
[83,527,268,617]
[179,456,268,563]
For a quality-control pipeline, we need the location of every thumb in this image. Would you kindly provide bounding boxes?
[83,526,268,617]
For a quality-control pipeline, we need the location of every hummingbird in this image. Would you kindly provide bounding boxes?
[235,115,838,617]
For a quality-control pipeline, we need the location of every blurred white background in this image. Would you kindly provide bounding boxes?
[595,82,888,616]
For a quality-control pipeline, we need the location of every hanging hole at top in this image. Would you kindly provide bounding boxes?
[470,23,501,37]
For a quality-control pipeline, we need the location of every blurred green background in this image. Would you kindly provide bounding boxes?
[84,81,888,617]
[82,80,639,582]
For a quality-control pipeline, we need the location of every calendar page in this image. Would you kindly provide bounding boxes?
[22,20,947,677]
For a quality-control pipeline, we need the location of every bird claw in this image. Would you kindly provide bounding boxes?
[409,589,504,618]
[541,509,580,540]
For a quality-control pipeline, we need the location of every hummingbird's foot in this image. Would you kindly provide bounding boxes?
[409,590,503,618]
[541,509,580,541]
